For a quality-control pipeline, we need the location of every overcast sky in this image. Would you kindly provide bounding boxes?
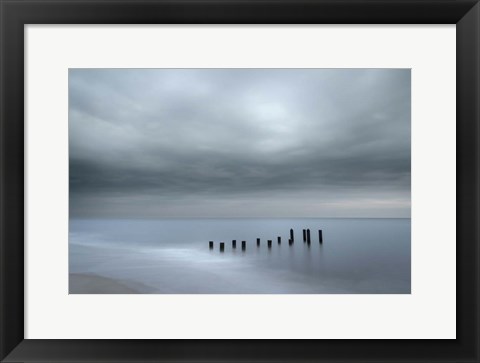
[69,69,410,218]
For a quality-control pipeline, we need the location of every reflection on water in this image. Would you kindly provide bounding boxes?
[69,218,410,294]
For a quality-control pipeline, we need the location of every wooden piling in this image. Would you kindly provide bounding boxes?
[220,242,225,252]
[319,230,323,244]
[277,236,281,244]
[209,241,214,249]
[307,229,311,243]
[242,241,246,251]
[267,240,272,248]
[232,239,236,248]
[256,238,260,246]
[303,229,306,242]
[290,228,294,241]
[288,239,293,246]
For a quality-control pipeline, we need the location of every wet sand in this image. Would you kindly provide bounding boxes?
[69,273,150,294]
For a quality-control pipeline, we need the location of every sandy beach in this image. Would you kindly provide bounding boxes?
[69,273,151,294]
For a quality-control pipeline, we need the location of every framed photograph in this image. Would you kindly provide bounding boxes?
[67,67,412,295]
[1,0,478,362]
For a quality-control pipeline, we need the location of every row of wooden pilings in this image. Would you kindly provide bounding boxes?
[209,228,323,252]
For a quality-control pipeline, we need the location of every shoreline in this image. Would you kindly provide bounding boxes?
[69,273,151,294]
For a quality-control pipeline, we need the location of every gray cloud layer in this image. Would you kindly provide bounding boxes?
[69,69,410,218]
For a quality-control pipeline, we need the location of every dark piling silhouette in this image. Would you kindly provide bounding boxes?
[209,227,323,253]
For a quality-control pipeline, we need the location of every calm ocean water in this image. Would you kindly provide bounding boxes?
[69,218,410,294]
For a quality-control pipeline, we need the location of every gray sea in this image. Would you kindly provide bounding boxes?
[69,218,410,294]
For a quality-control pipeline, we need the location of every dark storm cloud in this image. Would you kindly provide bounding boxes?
[69,69,410,218]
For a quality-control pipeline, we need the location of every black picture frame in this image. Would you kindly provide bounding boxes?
[1,1,479,362]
